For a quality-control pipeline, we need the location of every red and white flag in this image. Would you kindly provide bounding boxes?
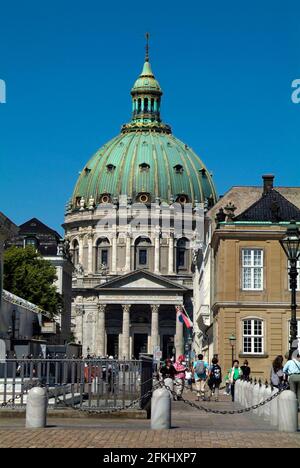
[175,306,193,329]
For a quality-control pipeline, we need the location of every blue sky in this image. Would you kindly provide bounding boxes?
[0,0,299,233]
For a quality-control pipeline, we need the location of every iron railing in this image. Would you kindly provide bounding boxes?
[0,356,154,410]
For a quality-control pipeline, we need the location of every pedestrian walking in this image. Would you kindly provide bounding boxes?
[240,360,251,381]
[283,352,300,407]
[270,355,285,389]
[229,360,242,402]
[185,365,193,391]
[193,354,209,401]
[207,357,222,401]
[223,368,231,395]
[159,358,177,381]
[174,355,187,400]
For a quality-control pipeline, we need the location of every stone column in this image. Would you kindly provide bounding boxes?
[168,234,174,275]
[87,234,93,274]
[151,305,160,352]
[96,304,106,357]
[122,305,131,360]
[154,234,160,274]
[75,302,84,347]
[111,234,117,274]
[125,234,131,272]
[79,235,84,266]
[175,306,184,358]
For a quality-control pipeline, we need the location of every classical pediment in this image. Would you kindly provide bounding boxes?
[95,270,187,291]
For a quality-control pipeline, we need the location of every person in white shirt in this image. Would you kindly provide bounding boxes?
[283,353,300,406]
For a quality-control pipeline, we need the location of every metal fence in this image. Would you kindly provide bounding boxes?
[0,356,154,410]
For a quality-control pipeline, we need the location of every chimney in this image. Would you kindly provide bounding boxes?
[262,174,274,194]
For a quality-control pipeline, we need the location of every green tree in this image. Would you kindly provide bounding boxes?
[3,246,63,317]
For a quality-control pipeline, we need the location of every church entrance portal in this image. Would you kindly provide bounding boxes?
[107,334,119,358]
[133,333,148,359]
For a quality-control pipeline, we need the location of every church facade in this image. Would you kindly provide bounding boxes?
[64,44,217,359]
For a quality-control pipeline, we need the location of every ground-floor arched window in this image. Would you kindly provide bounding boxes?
[135,236,152,269]
[71,239,79,266]
[176,237,189,272]
[96,237,110,271]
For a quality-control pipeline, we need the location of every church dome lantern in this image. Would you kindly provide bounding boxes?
[70,36,217,210]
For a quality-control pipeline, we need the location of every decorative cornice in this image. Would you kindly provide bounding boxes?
[212,301,294,314]
[211,228,287,250]
[121,121,171,134]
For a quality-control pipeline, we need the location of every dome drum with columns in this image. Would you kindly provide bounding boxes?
[64,39,217,359]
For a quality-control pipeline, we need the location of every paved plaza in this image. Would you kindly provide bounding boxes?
[0,390,299,448]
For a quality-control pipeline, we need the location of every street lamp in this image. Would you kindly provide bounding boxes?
[280,219,300,357]
[229,333,236,364]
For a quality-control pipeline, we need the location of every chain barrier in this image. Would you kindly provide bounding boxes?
[159,381,289,415]
[0,377,289,416]
[0,379,42,408]
[55,381,161,415]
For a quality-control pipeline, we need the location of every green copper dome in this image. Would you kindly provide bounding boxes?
[70,47,217,211]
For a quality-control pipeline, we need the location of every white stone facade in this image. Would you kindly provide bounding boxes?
[64,202,205,358]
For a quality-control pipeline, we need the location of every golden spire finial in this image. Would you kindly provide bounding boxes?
[145,32,150,62]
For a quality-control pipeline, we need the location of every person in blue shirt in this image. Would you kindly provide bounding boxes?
[283,353,300,407]
[193,354,209,401]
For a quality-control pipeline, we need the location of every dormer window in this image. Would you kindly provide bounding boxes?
[107,164,116,173]
[84,167,91,174]
[176,194,189,204]
[139,163,150,172]
[174,164,183,174]
[200,168,206,176]
[100,194,111,204]
[137,193,150,204]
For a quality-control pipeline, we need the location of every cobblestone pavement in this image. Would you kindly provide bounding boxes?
[0,390,299,448]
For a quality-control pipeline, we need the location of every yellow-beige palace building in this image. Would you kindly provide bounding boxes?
[198,175,300,379]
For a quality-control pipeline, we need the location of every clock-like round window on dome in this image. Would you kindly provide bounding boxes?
[138,194,150,203]
[177,195,188,204]
[100,194,111,204]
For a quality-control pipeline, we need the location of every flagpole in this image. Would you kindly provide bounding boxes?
[182,305,193,328]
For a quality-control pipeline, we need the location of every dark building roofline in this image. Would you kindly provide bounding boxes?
[19,218,62,239]
[234,189,300,222]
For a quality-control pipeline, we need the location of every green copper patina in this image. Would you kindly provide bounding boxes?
[71,41,217,210]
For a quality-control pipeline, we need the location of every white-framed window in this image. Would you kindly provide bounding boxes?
[242,249,263,291]
[288,260,300,291]
[243,319,264,355]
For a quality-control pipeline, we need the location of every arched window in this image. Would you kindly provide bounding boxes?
[176,238,189,271]
[135,237,152,269]
[72,240,79,266]
[96,238,110,271]
[242,319,264,355]
[138,98,141,113]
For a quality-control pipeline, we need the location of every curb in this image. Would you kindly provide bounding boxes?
[0,409,148,419]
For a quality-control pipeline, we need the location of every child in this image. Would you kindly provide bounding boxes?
[224,368,231,395]
[185,366,193,390]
